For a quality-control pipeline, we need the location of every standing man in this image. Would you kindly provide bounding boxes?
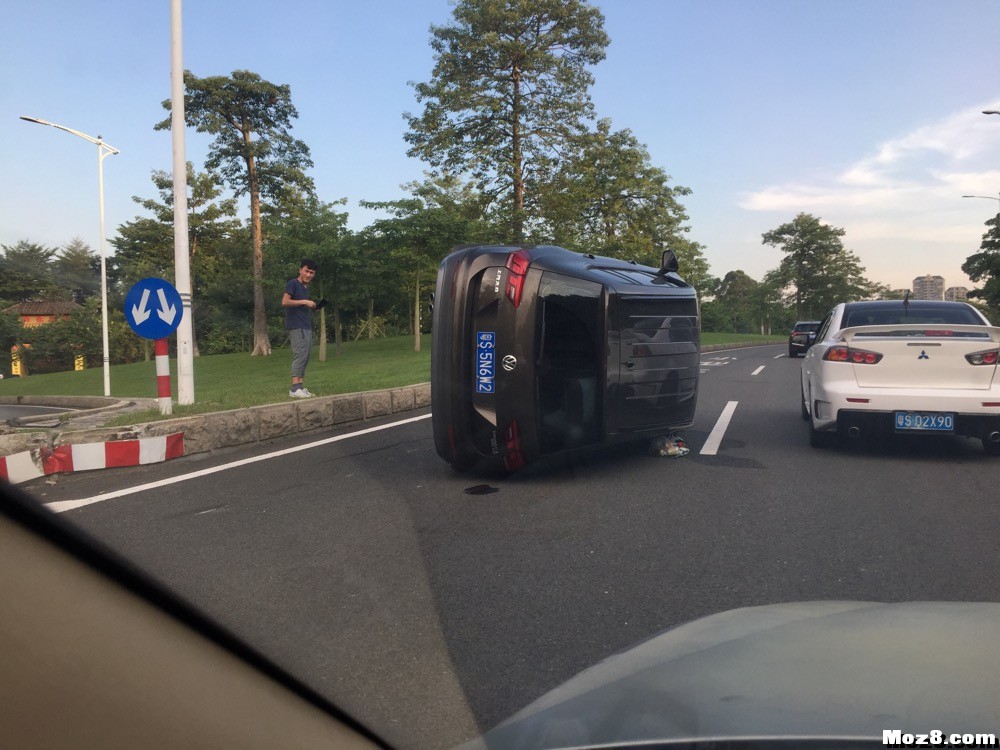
[282,259,318,398]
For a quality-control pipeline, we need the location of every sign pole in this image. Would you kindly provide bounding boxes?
[124,278,183,416]
[155,338,172,415]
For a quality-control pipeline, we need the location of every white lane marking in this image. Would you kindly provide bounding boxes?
[701,401,738,456]
[45,414,433,513]
[774,353,786,359]
[751,365,765,376]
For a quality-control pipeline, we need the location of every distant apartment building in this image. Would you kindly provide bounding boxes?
[912,275,945,300]
[945,287,969,302]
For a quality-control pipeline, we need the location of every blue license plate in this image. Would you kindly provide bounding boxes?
[475,332,496,393]
[894,412,954,432]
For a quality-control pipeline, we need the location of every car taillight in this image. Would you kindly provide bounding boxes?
[505,249,531,308]
[966,348,1000,366]
[823,345,883,364]
[503,420,525,471]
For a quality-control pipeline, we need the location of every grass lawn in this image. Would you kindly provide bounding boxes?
[1,335,431,424]
[1,331,783,424]
[701,332,785,347]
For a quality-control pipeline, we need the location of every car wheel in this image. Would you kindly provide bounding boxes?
[800,382,810,421]
[808,414,836,448]
[982,437,1000,455]
[788,348,797,358]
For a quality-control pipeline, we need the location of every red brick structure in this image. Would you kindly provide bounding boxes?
[4,300,81,328]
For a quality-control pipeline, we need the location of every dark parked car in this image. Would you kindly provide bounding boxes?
[788,320,821,357]
[431,244,700,471]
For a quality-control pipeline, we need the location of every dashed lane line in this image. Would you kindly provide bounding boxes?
[701,401,739,456]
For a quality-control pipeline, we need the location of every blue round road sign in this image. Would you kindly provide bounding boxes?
[124,278,183,340]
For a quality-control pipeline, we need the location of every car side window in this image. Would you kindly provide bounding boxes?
[815,312,834,342]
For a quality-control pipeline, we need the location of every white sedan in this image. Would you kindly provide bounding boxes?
[800,300,1000,452]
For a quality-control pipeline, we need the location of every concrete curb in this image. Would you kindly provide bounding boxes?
[0,396,153,427]
[1,384,432,474]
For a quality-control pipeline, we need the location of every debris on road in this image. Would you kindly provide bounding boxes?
[649,433,690,458]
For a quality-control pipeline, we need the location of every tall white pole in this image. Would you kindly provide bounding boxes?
[171,0,195,405]
[97,141,111,396]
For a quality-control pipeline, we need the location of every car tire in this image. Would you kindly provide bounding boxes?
[800,383,810,421]
[808,414,836,448]
[788,348,797,358]
[982,437,1000,456]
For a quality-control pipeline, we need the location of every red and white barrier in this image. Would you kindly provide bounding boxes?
[0,433,184,485]
[155,338,172,414]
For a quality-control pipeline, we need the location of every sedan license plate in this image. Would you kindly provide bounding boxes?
[475,331,496,393]
[894,411,954,432]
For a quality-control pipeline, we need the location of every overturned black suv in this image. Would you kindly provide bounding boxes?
[431,244,700,471]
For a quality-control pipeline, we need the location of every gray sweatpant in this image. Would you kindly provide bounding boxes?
[289,328,312,379]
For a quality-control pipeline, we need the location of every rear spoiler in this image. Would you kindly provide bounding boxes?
[838,324,1000,344]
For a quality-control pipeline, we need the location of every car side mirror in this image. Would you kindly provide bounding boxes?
[656,250,679,276]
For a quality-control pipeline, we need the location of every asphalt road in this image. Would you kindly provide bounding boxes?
[0,405,74,421]
[24,344,1000,750]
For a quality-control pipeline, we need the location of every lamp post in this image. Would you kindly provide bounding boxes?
[20,116,118,397]
[983,110,1000,116]
[962,193,1000,215]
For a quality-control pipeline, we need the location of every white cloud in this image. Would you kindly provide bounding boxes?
[742,103,1000,216]
[733,104,1000,289]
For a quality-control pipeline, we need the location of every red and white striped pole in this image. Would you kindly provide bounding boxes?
[155,338,172,415]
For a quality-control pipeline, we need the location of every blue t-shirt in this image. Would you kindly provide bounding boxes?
[284,278,312,331]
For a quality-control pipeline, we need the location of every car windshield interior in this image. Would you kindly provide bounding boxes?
[535,273,603,454]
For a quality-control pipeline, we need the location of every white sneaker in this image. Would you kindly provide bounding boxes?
[300,388,315,397]
[289,388,309,398]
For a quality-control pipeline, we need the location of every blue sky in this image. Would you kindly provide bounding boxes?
[3,0,1000,293]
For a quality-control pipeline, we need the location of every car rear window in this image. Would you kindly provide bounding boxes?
[842,305,984,328]
[794,322,820,332]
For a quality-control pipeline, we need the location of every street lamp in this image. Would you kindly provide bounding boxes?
[983,110,1000,116]
[20,116,118,397]
[962,193,1000,213]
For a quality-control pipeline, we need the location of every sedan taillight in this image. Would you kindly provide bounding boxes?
[966,348,1000,366]
[823,345,883,364]
[505,249,531,308]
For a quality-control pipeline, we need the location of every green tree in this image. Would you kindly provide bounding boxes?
[158,70,315,356]
[361,176,487,351]
[762,213,881,319]
[405,0,609,242]
[53,238,100,305]
[111,164,241,285]
[111,164,245,355]
[543,119,693,257]
[714,270,760,333]
[0,241,66,304]
[962,214,1000,312]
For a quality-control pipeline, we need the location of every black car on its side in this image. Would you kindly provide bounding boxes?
[431,244,700,471]
[788,320,821,358]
